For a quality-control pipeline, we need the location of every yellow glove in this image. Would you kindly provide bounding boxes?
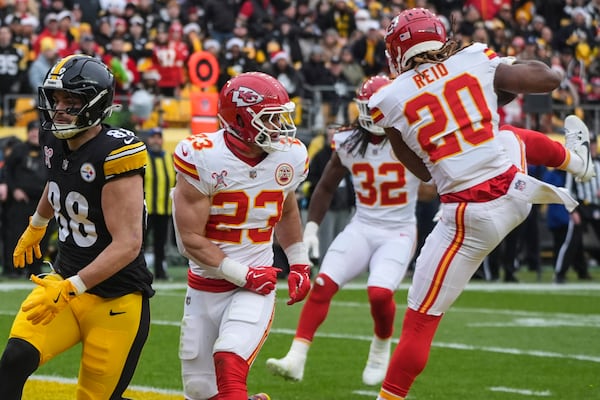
[22,275,78,325]
[13,218,47,268]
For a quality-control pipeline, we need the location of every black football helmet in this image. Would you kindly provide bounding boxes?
[38,55,116,139]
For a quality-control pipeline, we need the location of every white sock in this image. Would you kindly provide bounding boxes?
[289,338,310,358]
[566,149,585,175]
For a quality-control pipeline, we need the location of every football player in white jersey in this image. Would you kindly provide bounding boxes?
[266,76,432,386]
[171,72,311,400]
[367,8,596,400]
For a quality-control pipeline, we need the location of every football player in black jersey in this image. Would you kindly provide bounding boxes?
[0,54,155,400]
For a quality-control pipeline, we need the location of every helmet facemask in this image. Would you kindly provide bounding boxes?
[249,101,296,152]
[219,101,297,153]
[355,98,385,135]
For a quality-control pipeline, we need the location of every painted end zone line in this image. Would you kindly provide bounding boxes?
[490,386,552,397]
[29,374,184,396]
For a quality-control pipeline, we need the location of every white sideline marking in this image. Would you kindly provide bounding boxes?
[353,389,384,397]
[1,281,600,293]
[29,374,184,395]
[489,386,552,397]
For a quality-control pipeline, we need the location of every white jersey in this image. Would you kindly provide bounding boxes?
[369,43,513,195]
[334,129,420,228]
[173,130,308,279]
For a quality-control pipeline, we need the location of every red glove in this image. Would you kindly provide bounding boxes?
[287,264,311,305]
[244,266,281,295]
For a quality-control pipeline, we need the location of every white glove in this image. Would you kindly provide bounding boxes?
[303,221,320,260]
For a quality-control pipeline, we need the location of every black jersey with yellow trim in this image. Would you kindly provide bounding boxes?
[40,125,154,298]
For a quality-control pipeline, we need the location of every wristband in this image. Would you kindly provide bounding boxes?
[284,242,310,266]
[218,257,248,286]
[499,56,516,65]
[31,211,50,227]
[67,275,87,295]
[304,221,319,236]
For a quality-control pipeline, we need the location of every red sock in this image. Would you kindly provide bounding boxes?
[214,351,249,400]
[500,125,567,168]
[295,273,338,341]
[382,308,442,398]
[367,286,395,339]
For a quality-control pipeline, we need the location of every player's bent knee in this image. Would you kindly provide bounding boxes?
[367,286,393,307]
[183,375,217,400]
[0,338,40,377]
[310,273,338,302]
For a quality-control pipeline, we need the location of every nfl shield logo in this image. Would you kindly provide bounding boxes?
[514,179,526,191]
[249,169,257,179]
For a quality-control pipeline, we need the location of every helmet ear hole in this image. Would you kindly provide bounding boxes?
[236,114,244,129]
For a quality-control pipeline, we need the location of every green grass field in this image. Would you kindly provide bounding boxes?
[0,266,599,400]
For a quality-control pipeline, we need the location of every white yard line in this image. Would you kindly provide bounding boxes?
[267,328,600,363]
[489,386,552,397]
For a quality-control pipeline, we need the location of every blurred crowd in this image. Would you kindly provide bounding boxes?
[1,0,600,131]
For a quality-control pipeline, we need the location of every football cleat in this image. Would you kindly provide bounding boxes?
[266,353,306,381]
[362,336,391,386]
[248,393,271,400]
[565,115,596,183]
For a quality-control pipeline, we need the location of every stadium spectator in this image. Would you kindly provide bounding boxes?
[553,7,597,56]
[0,135,21,277]
[56,10,80,56]
[5,0,36,26]
[268,6,304,65]
[157,0,182,27]
[300,45,332,129]
[27,37,59,93]
[0,26,25,124]
[73,0,101,26]
[93,16,113,51]
[339,45,365,87]
[171,71,310,400]
[320,27,343,63]
[464,0,512,21]
[368,9,593,400]
[183,22,202,53]
[236,0,278,43]
[32,13,68,58]
[202,0,238,46]
[2,120,52,278]
[150,21,189,97]
[76,33,102,59]
[351,19,387,76]
[295,0,322,57]
[112,17,129,39]
[218,36,260,88]
[265,50,304,102]
[318,0,357,41]
[102,35,140,97]
[124,14,152,63]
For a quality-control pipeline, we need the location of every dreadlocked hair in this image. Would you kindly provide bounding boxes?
[409,40,465,74]
[344,120,388,158]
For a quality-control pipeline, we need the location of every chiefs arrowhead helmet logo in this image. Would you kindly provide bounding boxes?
[232,86,264,107]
